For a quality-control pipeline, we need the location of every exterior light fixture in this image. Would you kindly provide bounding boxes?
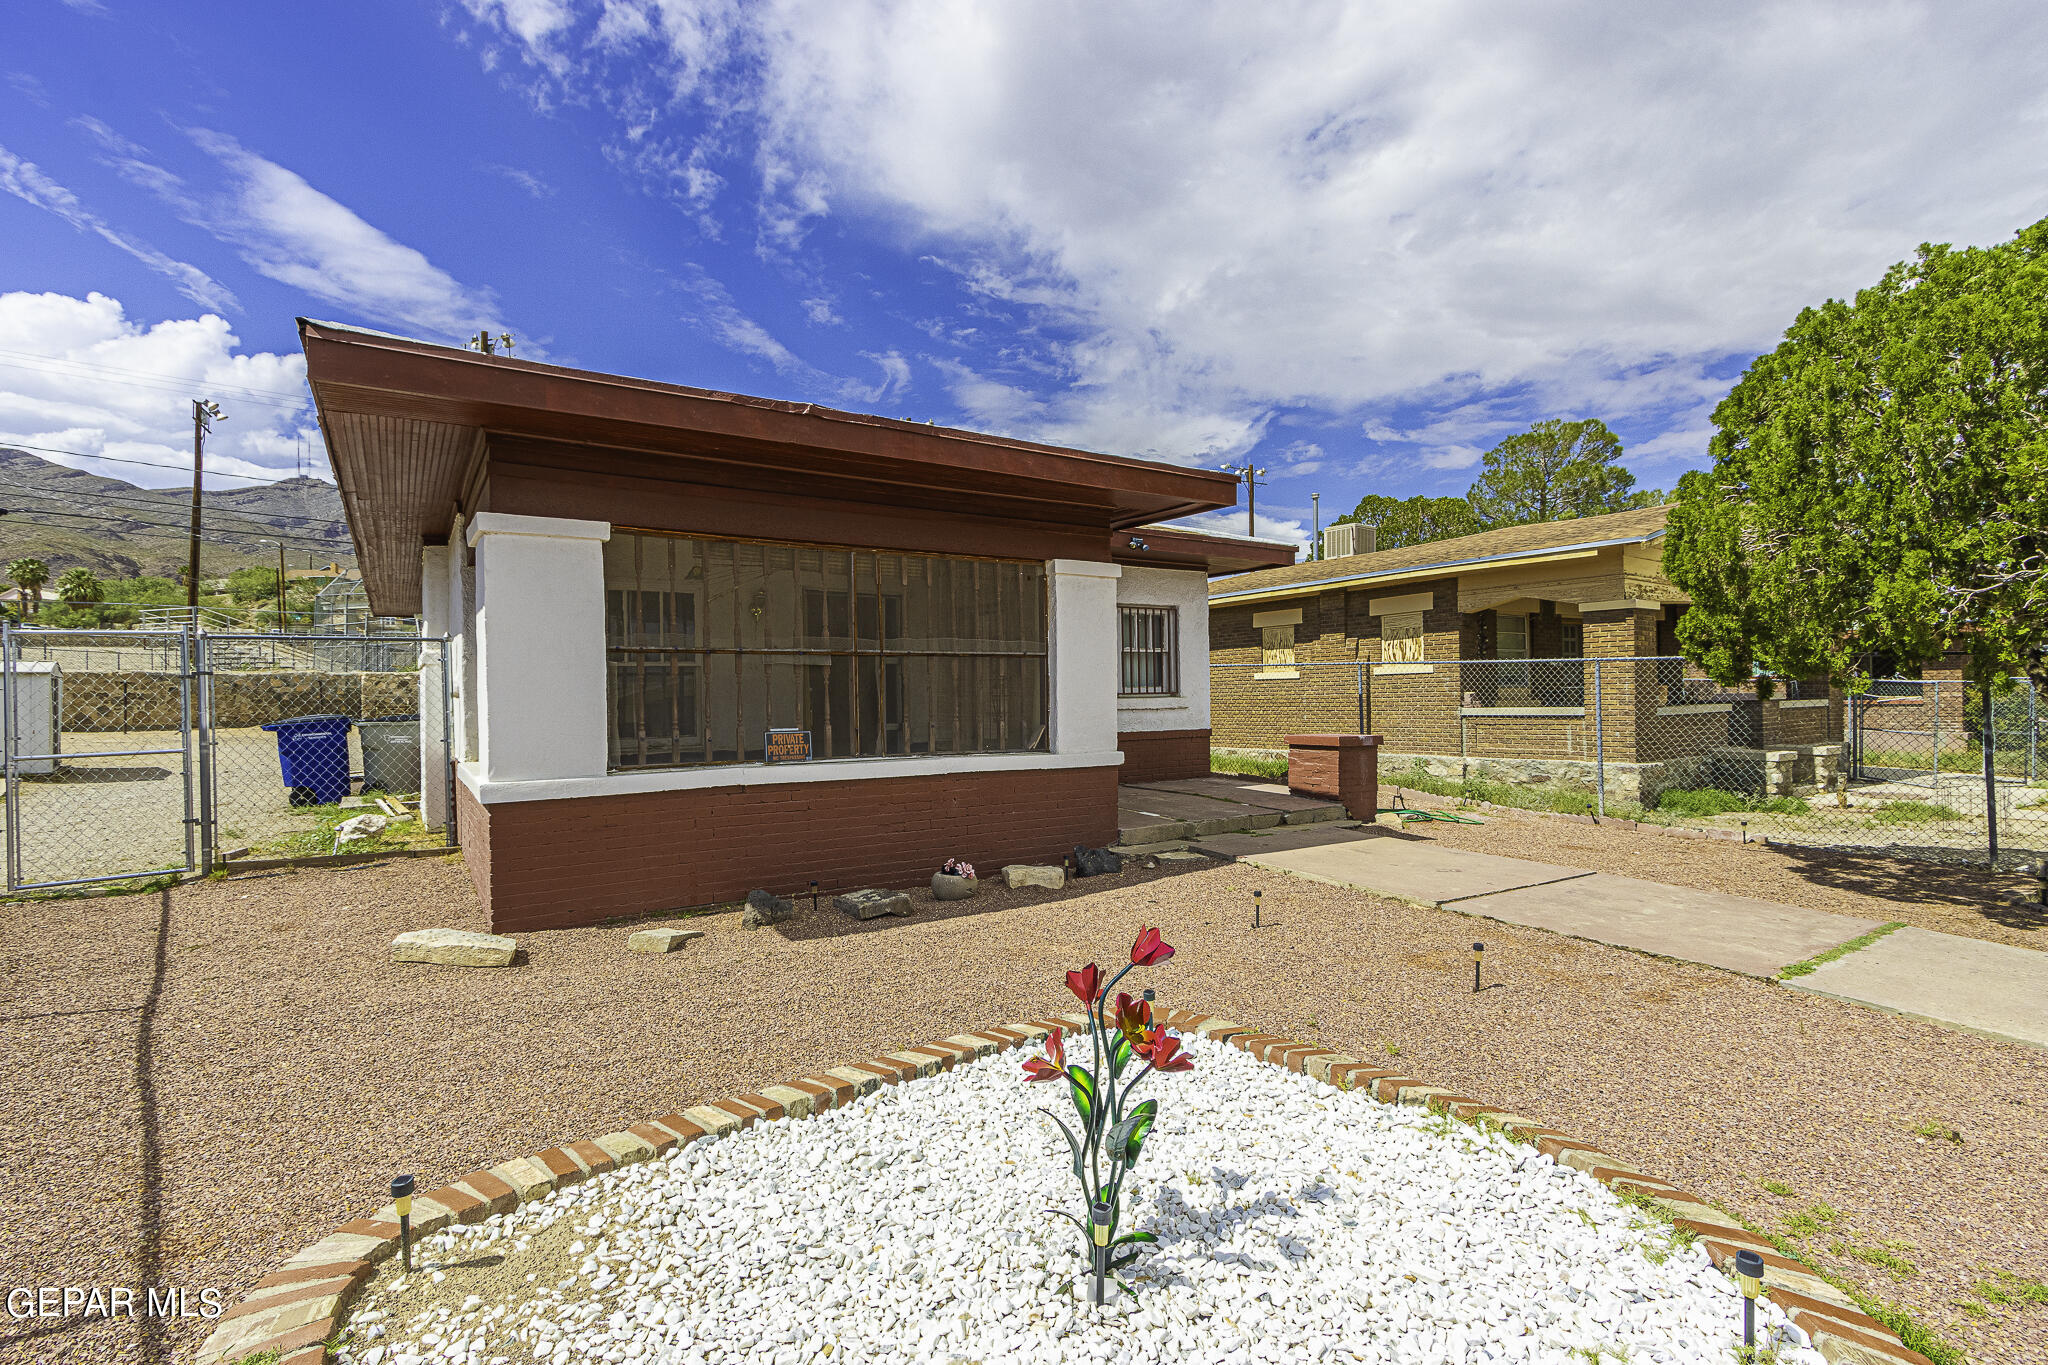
[1472,941,1484,993]
[1253,888,1262,929]
[391,1174,416,1273]
[1734,1247,1764,1350]
[1142,987,1155,1003]
[1089,1199,1113,1306]
[809,880,819,915]
[1741,817,1748,844]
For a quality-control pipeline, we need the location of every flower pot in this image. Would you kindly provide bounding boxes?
[931,872,977,902]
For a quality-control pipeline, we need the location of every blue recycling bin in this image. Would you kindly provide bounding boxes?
[261,714,354,807]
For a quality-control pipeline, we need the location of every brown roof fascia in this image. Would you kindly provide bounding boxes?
[1114,527,1298,576]
[297,319,1237,527]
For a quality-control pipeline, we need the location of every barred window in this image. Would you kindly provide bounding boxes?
[603,532,1048,769]
[1119,606,1179,696]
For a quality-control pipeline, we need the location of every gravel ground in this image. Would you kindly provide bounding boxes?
[337,1035,1820,1365]
[1,853,2043,1365]
[1398,797,2047,951]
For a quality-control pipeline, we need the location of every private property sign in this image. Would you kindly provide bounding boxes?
[765,728,813,762]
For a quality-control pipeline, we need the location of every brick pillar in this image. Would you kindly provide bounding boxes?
[1286,733,1381,819]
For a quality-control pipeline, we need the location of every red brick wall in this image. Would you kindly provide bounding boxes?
[1285,734,1380,820]
[1117,728,1211,784]
[455,764,1120,932]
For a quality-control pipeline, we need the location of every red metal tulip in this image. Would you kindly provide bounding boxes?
[1138,1031,1194,1072]
[1112,991,1152,1048]
[1066,963,1104,1004]
[1022,1026,1066,1081]
[1129,926,1175,967]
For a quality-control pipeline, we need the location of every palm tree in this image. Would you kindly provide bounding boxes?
[55,567,105,627]
[6,557,48,623]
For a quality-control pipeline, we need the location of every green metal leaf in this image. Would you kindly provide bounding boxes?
[1066,1065,1097,1126]
[1122,1099,1158,1165]
[1037,1107,1086,1184]
[1111,1032,1132,1077]
[1112,1230,1158,1247]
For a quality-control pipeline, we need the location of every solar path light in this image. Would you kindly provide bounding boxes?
[1734,1247,1764,1351]
[1090,1199,1113,1306]
[391,1174,416,1273]
[1253,888,1262,929]
[1472,941,1484,993]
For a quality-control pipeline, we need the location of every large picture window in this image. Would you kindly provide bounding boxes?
[603,531,1049,769]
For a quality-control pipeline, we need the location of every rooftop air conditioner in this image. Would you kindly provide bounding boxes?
[1322,521,1375,560]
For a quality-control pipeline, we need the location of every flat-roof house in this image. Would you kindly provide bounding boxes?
[299,320,1290,930]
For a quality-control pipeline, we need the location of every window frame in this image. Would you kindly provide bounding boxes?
[604,529,1049,772]
[1118,604,1180,697]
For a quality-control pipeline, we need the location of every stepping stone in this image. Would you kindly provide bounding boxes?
[627,927,704,954]
[1002,864,1065,890]
[834,888,914,920]
[391,928,517,967]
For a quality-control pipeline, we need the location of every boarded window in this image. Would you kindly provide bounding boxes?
[1380,611,1426,664]
[603,531,1048,770]
[1260,623,1296,671]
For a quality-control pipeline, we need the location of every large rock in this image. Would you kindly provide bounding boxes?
[392,928,517,968]
[834,888,914,920]
[628,927,705,953]
[930,872,977,902]
[1002,864,1066,891]
[741,889,794,929]
[1072,844,1123,877]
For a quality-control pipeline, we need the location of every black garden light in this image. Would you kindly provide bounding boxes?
[1089,1199,1113,1306]
[809,880,819,914]
[1734,1247,1764,1350]
[1472,941,1484,994]
[391,1173,416,1274]
[1253,888,1262,929]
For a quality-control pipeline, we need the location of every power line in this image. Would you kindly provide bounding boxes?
[0,440,317,486]
[0,350,313,409]
[0,503,349,552]
[0,474,354,532]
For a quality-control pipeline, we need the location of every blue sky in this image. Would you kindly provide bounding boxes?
[3,1,2045,550]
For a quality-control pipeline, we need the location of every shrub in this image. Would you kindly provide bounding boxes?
[1209,749,1288,780]
[1656,787,1811,817]
[1868,800,1964,825]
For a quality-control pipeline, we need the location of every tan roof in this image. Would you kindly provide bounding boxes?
[1210,504,1670,602]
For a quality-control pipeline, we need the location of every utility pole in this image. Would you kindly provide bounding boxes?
[1219,459,1268,538]
[188,400,225,616]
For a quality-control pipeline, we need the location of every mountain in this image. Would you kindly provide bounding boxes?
[0,447,355,583]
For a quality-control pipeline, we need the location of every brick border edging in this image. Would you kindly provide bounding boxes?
[194,1011,1928,1365]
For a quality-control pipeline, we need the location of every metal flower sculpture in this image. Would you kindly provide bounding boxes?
[1024,925,1189,1306]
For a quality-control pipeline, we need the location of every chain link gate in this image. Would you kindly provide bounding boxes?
[3,628,453,892]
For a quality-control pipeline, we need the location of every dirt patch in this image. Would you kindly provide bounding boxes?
[0,850,2043,1364]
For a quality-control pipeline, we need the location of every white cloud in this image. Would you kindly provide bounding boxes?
[455,0,2048,478]
[800,296,840,325]
[82,119,505,342]
[1168,508,1309,557]
[483,163,554,198]
[0,145,237,313]
[0,291,321,488]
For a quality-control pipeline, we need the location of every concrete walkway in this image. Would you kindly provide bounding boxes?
[1211,826,2045,1046]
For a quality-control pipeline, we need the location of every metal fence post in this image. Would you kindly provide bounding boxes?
[1983,684,1999,867]
[195,631,215,876]
[441,638,456,846]
[1355,661,1365,736]
[1592,657,1605,818]
[178,631,197,875]
[3,623,16,892]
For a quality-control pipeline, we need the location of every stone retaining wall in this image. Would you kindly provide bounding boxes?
[60,672,419,732]
[192,1008,1931,1365]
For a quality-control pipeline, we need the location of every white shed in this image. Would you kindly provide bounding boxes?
[5,661,62,775]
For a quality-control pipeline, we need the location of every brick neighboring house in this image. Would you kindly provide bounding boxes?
[1208,507,1848,803]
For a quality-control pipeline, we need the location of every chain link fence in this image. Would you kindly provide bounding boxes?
[1211,656,2047,867]
[3,628,452,892]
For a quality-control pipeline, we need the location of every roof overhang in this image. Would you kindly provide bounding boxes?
[299,319,1240,616]
[1208,532,1665,608]
[1112,526,1297,576]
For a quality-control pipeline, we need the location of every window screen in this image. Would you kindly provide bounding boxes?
[1119,606,1179,696]
[604,532,1049,769]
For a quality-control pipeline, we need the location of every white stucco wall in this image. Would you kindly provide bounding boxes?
[1048,558,1122,756]
[466,513,611,784]
[417,545,451,830]
[1115,564,1210,733]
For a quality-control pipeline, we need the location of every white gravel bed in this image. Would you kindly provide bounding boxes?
[339,1034,1819,1365]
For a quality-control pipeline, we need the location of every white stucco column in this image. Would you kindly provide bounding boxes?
[466,513,612,784]
[1047,558,1122,755]
[1114,564,1212,733]
[417,544,452,830]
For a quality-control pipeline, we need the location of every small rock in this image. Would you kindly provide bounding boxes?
[833,888,914,920]
[1071,844,1122,877]
[391,928,517,968]
[930,872,977,902]
[740,889,794,929]
[1002,864,1065,890]
[1157,850,1209,862]
[627,927,704,953]
[335,813,388,842]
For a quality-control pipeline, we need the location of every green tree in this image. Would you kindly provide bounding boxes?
[54,567,105,627]
[1465,418,1638,527]
[1333,494,1484,552]
[1665,217,2048,687]
[225,566,281,603]
[6,556,48,620]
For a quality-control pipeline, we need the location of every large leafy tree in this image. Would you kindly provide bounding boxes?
[55,567,105,626]
[1666,218,2048,687]
[1333,494,1483,552]
[6,557,48,619]
[1465,418,1640,527]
